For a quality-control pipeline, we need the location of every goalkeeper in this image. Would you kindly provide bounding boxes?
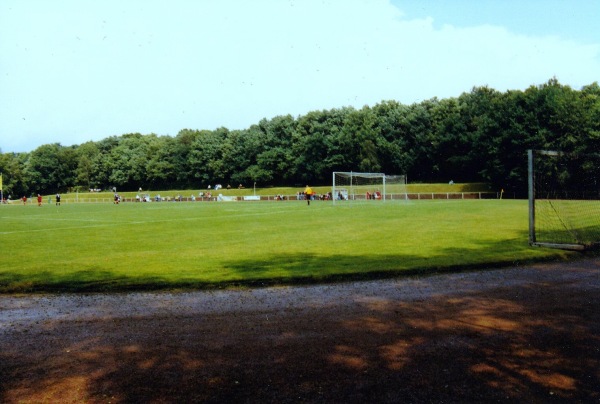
[304,185,314,206]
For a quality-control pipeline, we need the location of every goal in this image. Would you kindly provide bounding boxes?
[528,149,600,250]
[332,172,408,205]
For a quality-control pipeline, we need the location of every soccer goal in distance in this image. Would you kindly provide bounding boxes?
[528,149,600,250]
[331,172,408,205]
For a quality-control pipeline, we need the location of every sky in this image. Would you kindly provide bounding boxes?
[1,0,599,153]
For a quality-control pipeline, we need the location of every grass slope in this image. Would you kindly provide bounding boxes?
[0,199,573,293]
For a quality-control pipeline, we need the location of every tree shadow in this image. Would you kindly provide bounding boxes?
[219,232,572,287]
[0,268,168,293]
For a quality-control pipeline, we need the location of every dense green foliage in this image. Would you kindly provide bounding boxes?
[1,78,599,197]
[0,200,572,293]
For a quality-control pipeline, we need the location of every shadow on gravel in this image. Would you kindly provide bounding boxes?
[1,266,598,403]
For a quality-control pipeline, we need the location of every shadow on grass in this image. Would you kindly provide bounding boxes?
[0,233,577,294]
[0,268,180,294]
[0,260,598,402]
[220,235,568,283]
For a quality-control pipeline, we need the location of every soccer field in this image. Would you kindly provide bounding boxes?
[0,199,573,293]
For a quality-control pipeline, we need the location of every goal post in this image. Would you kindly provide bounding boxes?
[528,149,600,250]
[332,172,408,205]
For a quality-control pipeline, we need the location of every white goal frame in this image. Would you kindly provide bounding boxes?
[332,172,387,205]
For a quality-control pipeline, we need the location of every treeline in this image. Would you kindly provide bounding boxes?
[1,78,599,198]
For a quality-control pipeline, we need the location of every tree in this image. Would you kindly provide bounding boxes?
[189,129,228,186]
[5,78,600,192]
[255,115,296,185]
[0,152,27,197]
[90,136,120,190]
[74,142,99,190]
[58,146,79,191]
[170,130,201,187]
[339,106,381,172]
[226,128,269,186]
[293,108,351,184]
[400,102,437,182]
[107,133,150,190]
[145,135,178,189]
[579,82,600,154]
[24,143,72,194]
[371,100,414,176]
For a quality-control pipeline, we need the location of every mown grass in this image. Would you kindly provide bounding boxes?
[0,198,575,293]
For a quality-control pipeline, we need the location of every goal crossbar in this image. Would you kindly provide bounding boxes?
[333,172,386,178]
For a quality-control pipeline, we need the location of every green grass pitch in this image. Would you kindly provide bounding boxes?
[0,199,573,293]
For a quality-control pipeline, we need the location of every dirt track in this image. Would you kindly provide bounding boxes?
[1,258,599,403]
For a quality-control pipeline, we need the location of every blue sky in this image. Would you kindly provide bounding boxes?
[1,0,598,153]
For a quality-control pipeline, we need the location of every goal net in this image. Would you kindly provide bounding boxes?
[332,172,408,205]
[528,149,600,250]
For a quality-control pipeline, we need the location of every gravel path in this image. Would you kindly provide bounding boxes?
[1,258,599,402]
